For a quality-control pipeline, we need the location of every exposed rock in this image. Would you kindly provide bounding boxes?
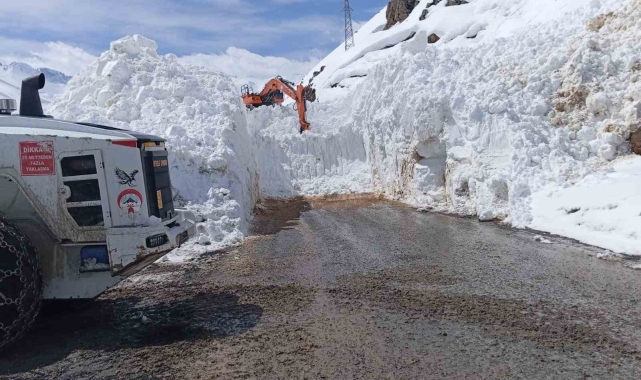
[422,0,460,22]
[446,0,469,6]
[311,66,325,79]
[385,0,420,30]
[303,86,317,103]
[632,129,641,155]
[428,33,441,44]
[308,66,326,85]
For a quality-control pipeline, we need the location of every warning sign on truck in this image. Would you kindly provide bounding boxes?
[20,141,55,176]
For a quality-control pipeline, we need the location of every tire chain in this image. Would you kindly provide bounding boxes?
[0,218,43,349]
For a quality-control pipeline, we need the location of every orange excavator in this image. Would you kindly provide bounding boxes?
[241,76,315,133]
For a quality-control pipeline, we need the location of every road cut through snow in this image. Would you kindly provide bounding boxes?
[49,0,641,260]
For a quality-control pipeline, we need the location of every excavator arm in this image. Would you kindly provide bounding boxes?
[242,76,312,133]
[294,85,311,133]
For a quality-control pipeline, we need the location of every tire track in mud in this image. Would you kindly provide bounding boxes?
[331,268,640,359]
[2,199,641,379]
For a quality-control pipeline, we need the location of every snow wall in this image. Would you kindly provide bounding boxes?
[50,0,641,259]
[250,0,641,257]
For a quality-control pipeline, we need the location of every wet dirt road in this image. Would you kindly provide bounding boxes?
[2,198,641,379]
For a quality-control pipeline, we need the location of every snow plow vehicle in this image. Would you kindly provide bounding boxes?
[0,74,196,349]
[241,76,316,133]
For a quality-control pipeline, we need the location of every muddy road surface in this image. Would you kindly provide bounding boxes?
[2,198,641,379]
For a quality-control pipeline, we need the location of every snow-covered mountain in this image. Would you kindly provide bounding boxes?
[0,62,71,84]
[49,0,641,261]
[0,61,70,105]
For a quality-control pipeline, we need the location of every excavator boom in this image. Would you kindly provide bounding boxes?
[241,76,312,133]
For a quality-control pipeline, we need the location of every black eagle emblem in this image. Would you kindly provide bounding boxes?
[115,167,139,187]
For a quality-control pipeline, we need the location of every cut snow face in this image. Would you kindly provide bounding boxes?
[246,105,372,198]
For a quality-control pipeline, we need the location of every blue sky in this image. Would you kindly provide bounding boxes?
[0,0,389,72]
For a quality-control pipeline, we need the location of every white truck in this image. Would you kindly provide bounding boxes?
[0,74,196,348]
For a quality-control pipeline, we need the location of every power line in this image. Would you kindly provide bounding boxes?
[343,0,355,51]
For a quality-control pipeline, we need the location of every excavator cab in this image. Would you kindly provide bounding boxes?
[241,85,263,109]
[271,91,285,104]
[241,76,313,133]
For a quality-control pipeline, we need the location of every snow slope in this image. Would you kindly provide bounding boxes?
[305,0,602,93]
[49,0,641,260]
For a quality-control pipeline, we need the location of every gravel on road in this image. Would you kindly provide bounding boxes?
[1,197,640,379]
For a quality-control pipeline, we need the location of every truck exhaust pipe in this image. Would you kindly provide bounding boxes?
[19,73,45,117]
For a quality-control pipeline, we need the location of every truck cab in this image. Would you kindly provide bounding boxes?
[0,74,195,301]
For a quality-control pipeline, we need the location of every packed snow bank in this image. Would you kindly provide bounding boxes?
[530,156,641,256]
[48,35,260,261]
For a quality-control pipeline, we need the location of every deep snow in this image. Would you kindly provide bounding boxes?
[49,0,641,260]
[254,0,641,256]
[48,35,259,261]
[530,156,641,256]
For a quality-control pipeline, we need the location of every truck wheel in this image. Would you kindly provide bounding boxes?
[0,217,43,350]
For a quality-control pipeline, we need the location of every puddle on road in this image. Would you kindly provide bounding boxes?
[250,194,402,236]
[251,197,312,235]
